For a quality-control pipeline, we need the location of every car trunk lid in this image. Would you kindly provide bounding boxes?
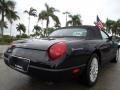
[15,38,67,51]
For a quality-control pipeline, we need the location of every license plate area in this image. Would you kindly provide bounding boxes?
[9,56,30,72]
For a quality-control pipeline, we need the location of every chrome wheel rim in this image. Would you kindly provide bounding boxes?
[90,57,98,82]
[116,49,119,62]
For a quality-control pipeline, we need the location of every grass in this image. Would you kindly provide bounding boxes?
[0,42,11,45]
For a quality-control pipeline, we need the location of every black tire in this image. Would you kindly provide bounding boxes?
[111,48,119,63]
[84,54,99,86]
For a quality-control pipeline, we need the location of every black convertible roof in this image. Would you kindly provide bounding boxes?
[56,25,102,40]
[56,25,99,30]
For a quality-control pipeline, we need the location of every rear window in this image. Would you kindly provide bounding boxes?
[49,28,87,38]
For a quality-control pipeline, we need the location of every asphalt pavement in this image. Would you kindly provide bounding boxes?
[0,45,9,58]
[0,45,120,90]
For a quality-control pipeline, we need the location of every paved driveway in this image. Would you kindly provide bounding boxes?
[0,45,9,57]
[0,45,120,90]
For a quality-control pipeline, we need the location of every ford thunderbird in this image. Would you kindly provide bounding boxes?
[4,25,119,86]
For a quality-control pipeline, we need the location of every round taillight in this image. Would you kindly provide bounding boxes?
[48,42,67,60]
[11,45,16,48]
[7,45,16,53]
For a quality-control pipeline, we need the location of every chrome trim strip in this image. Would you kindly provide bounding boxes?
[29,64,86,72]
[11,55,30,61]
[72,48,84,51]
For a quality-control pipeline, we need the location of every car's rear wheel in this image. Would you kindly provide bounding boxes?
[111,48,119,63]
[84,54,99,86]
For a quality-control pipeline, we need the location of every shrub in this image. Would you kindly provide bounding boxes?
[16,34,29,39]
[0,35,14,44]
[21,33,29,38]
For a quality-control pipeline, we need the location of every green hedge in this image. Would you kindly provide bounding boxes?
[16,34,29,39]
[0,34,29,45]
[0,35,17,45]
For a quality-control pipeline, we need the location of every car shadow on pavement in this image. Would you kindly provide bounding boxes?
[15,62,120,90]
[12,62,116,90]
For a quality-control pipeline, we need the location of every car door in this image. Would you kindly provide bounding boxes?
[100,30,114,63]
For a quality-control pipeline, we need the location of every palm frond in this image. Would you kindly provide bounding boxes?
[33,25,41,32]
[6,0,15,10]
[30,7,37,12]
[16,23,26,33]
[50,7,59,12]
[63,11,70,15]
[24,7,37,17]
[5,10,20,23]
[30,13,37,17]
[38,10,47,21]
[24,10,29,14]
[67,14,82,26]
[51,14,60,27]
[45,3,49,11]
[66,20,72,26]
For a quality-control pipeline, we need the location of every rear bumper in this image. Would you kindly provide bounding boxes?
[28,64,85,80]
[4,57,86,80]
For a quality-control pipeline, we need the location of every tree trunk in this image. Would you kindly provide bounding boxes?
[0,0,5,37]
[20,31,21,38]
[73,20,75,26]
[65,14,67,26]
[41,20,43,29]
[10,23,12,36]
[46,18,49,37]
[28,15,30,36]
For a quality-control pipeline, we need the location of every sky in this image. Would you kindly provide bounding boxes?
[4,0,120,36]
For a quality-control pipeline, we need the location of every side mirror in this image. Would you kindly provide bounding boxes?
[107,36,112,41]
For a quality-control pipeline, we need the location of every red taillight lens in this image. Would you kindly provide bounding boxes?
[7,45,16,53]
[48,42,67,60]
[8,44,16,49]
[10,45,16,48]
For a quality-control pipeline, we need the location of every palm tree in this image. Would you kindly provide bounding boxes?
[38,3,60,36]
[116,19,120,35]
[66,14,82,26]
[37,11,45,28]
[33,25,42,37]
[24,7,37,36]
[112,21,118,35]
[16,23,26,36]
[105,19,120,36]
[47,27,55,35]
[6,10,20,36]
[105,19,114,33]
[113,19,120,36]
[63,11,70,26]
[0,0,15,37]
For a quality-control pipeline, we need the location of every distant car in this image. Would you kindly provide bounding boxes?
[112,36,120,48]
[4,26,119,86]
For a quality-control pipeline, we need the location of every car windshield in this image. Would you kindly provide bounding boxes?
[49,28,87,38]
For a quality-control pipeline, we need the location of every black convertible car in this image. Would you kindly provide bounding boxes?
[4,26,119,86]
